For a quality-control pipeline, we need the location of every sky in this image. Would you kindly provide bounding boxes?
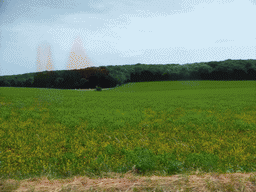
[0,0,256,76]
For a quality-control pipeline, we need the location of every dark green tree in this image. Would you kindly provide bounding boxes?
[1,79,11,87]
[74,81,80,89]
[16,78,26,87]
[87,75,99,88]
[33,72,51,88]
[80,78,88,88]
[24,78,33,87]
[9,79,17,87]
[54,77,64,88]
[243,60,256,80]
[207,61,221,69]
[168,70,180,80]
[197,64,214,80]
[140,70,154,81]
[162,72,172,81]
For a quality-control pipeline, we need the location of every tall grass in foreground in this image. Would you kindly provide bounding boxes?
[0,80,256,181]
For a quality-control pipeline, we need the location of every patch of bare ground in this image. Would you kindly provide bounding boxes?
[1,168,256,192]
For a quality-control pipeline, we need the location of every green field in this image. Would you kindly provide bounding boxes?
[1,80,256,181]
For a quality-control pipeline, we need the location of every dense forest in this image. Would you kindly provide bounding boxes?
[0,59,256,90]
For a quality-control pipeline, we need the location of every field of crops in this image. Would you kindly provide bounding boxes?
[0,80,256,191]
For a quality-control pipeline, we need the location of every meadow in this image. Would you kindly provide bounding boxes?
[1,80,256,191]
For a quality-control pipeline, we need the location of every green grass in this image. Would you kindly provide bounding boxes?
[0,80,256,182]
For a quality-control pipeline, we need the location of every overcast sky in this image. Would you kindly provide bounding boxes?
[0,0,256,76]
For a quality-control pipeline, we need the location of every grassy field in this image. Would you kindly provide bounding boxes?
[1,80,256,191]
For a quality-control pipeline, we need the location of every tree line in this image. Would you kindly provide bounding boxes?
[0,59,255,90]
